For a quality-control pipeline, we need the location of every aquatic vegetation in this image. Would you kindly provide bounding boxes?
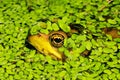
[0,0,120,79]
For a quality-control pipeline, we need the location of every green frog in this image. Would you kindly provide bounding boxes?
[27,23,120,61]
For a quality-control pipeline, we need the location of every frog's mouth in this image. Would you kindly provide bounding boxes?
[28,31,67,60]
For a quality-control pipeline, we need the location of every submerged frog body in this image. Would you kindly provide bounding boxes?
[28,23,120,61]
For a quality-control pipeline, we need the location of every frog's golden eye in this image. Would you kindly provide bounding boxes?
[49,31,67,48]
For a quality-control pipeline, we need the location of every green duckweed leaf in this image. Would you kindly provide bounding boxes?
[103,48,113,53]
[52,23,59,31]
[58,20,70,32]
[114,38,120,42]
[40,29,49,34]
[39,22,47,29]
[84,41,92,50]
[108,19,117,24]
[47,21,52,31]
[117,74,120,80]
[104,69,112,75]
[75,35,86,43]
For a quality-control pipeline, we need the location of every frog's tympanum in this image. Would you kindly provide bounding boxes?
[28,31,67,60]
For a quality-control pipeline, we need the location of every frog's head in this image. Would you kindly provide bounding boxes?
[26,23,85,61]
[27,31,67,61]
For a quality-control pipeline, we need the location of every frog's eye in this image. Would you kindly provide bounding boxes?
[49,32,66,48]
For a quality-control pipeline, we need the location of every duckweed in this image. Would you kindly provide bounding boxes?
[0,0,120,80]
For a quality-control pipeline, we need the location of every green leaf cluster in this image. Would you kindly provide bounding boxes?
[0,0,120,80]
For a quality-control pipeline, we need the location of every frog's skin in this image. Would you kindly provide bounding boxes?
[102,28,120,39]
[28,31,67,60]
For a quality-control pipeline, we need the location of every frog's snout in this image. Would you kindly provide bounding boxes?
[25,32,35,49]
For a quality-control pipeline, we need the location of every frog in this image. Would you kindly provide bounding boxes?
[27,23,120,61]
[27,23,83,61]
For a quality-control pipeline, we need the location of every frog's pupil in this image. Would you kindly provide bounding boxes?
[54,38,62,43]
